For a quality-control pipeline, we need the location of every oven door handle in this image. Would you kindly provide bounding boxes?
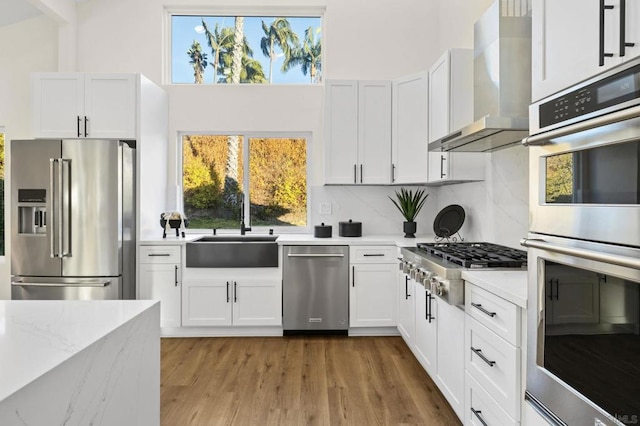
[522,105,640,146]
[521,238,640,270]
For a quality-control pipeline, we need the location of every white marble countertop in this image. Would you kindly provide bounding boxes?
[461,270,528,308]
[140,232,440,247]
[0,300,158,403]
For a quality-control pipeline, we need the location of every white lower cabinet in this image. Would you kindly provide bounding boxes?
[435,298,465,418]
[182,269,281,327]
[414,282,437,376]
[350,246,397,328]
[466,372,517,426]
[464,281,522,423]
[397,268,415,347]
[406,279,464,419]
[138,245,182,329]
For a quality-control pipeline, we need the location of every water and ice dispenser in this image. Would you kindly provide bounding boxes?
[18,189,47,234]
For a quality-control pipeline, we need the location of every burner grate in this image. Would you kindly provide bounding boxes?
[416,242,527,268]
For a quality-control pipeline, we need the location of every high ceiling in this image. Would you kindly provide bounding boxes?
[0,0,43,27]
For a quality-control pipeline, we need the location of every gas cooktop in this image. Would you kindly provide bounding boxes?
[399,242,528,306]
[416,242,528,269]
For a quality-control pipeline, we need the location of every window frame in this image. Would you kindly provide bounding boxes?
[163,6,326,86]
[177,130,312,234]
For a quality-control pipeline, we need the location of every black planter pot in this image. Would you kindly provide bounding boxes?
[403,221,417,238]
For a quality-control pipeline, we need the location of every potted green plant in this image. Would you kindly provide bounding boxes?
[389,188,429,238]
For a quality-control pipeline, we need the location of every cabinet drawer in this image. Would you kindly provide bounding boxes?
[465,372,518,426]
[140,246,181,264]
[465,282,520,346]
[350,245,396,263]
[465,316,521,420]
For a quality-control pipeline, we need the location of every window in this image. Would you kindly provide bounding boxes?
[181,134,308,230]
[171,14,322,84]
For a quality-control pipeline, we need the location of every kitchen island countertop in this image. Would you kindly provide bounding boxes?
[0,300,160,424]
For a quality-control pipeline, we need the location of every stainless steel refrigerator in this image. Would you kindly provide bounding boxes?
[10,139,136,300]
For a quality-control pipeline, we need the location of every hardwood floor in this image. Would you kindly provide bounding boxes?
[161,336,461,425]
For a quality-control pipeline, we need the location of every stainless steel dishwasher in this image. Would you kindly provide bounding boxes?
[283,245,349,334]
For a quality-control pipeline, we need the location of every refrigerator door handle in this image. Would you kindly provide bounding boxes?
[11,279,112,287]
[49,158,60,258]
[61,159,72,257]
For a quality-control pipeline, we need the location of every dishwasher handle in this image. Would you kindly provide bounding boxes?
[287,253,345,258]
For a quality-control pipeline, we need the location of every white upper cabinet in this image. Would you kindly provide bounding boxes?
[532,0,640,101]
[324,80,392,184]
[32,73,137,138]
[391,72,429,184]
[427,49,485,185]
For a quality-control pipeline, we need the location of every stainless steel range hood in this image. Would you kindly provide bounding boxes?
[428,0,532,152]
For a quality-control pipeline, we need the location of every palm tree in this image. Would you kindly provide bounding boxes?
[285,26,322,83]
[223,16,246,207]
[201,20,232,84]
[260,18,299,83]
[187,40,208,84]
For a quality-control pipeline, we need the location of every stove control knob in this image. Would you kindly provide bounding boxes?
[421,271,434,285]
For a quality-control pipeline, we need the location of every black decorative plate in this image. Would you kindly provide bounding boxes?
[433,204,465,238]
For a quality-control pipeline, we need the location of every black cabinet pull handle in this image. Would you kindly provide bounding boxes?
[363,253,385,257]
[471,347,496,367]
[548,279,554,300]
[471,302,497,318]
[405,275,410,299]
[77,116,81,137]
[353,164,357,183]
[471,408,489,426]
[600,0,615,66]
[148,253,171,257]
[620,0,636,56]
[234,281,237,302]
[174,265,178,286]
[360,164,363,183]
[226,281,230,303]
[84,116,88,137]
[440,154,446,178]
[425,290,429,320]
[554,278,559,300]
[352,265,355,287]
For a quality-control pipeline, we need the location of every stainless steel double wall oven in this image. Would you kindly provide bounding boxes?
[522,56,640,426]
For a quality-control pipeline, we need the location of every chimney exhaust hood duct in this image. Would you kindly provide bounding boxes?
[428,0,532,152]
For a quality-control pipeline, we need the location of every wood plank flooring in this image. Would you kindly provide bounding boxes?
[161,336,461,426]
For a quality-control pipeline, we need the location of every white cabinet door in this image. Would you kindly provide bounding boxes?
[414,283,437,377]
[391,72,428,184]
[84,74,137,139]
[324,80,359,184]
[139,263,181,328]
[428,49,473,143]
[397,270,415,348]
[233,279,282,326]
[624,0,640,60]
[324,80,391,184]
[358,81,392,184]
[31,73,84,138]
[427,49,483,186]
[436,298,465,419]
[428,152,486,184]
[532,0,623,101]
[350,263,397,327]
[31,73,137,139]
[182,278,232,326]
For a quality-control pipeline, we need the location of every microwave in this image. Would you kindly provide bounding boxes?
[524,56,640,248]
